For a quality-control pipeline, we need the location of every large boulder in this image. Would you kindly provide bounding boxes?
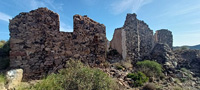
[5,69,23,89]
[150,43,177,72]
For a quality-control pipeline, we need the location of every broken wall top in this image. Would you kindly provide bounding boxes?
[9,7,107,80]
[154,29,173,50]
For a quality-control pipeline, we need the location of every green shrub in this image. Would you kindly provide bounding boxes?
[0,40,10,70]
[136,60,163,77]
[127,72,149,87]
[180,46,189,50]
[22,60,119,90]
[116,64,124,70]
[180,78,187,82]
[0,40,6,48]
[0,74,6,83]
[113,63,124,70]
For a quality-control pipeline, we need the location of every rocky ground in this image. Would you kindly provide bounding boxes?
[102,64,200,90]
[0,60,200,90]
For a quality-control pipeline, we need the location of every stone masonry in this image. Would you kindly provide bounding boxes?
[110,13,173,62]
[111,13,154,62]
[154,29,173,50]
[9,8,107,80]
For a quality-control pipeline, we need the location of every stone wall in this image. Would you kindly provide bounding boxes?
[138,20,154,59]
[110,28,123,55]
[123,14,140,61]
[9,8,107,80]
[110,13,154,62]
[154,29,173,49]
[110,27,127,59]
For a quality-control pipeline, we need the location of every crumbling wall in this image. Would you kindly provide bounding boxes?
[110,13,153,62]
[73,15,107,64]
[123,14,140,61]
[110,28,123,55]
[9,8,107,80]
[138,20,154,59]
[110,27,126,59]
[154,29,173,50]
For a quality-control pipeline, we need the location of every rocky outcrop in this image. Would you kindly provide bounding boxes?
[154,29,173,50]
[150,43,177,73]
[174,50,200,76]
[9,8,107,80]
[151,43,175,64]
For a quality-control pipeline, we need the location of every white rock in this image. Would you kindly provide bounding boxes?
[6,69,23,89]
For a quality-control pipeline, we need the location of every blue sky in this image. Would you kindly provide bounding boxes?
[0,0,200,46]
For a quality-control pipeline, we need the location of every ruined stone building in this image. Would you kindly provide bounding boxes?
[110,13,173,62]
[9,8,107,79]
[9,8,175,80]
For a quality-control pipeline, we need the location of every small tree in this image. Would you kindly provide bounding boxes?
[136,60,163,77]
[127,72,149,87]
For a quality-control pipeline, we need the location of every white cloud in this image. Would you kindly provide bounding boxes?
[29,0,63,12]
[111,0,152,14]
[60,22,73,32]
[0,12,12,22]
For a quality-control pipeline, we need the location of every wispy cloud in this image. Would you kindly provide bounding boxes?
[157,1,200,18]
[111,0,153,14]
[60,22,73,32]
[0,12,11,22]
[30,0,46,9]
[173,6,200,16]
[27,0,71,32]
[29,0,63,12]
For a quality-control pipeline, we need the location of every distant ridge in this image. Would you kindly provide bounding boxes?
[174,44,200,50]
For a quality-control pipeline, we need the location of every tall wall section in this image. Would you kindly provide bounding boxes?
[137,20,154,59]
[9,8,107,80]
[110,13,154,62]
[123,14,140,61]
[154,29,173,50]
[110,28,127,59]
